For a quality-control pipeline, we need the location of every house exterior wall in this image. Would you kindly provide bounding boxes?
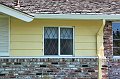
[102,21,113,79]
[0,57,99,79]
[0,17,9,56]
[104,21,113,58]
[0,17,105,79]
[10,18,103,57]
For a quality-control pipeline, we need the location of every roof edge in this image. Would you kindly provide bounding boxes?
[34,14,120,20]
[0,4,34,22]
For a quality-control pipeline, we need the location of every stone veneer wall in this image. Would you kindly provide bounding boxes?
[109,58,120,79]
[0,58,98,79]
[104,21,113,58]
[101,58,109,79]
[103,21,112,79]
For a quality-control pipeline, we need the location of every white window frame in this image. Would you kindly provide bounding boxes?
[43,26,74,56]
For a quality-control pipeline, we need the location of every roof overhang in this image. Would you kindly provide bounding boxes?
[35,14,120,21]
[0,4,34,22]
[1,3,120,22]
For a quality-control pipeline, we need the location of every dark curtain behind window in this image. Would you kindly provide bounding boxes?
[44,27,58,55]
[60,28,73,55]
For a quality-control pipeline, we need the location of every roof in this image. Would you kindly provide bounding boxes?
[1,0,120,21]
[0,0,120,14]
[0,3,34,22]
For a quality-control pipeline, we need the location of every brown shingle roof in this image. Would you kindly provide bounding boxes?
[0,0,120,14]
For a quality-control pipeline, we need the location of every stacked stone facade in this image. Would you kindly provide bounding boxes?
[104,21,113,59]
[103,21,112,79]
[109,59,120,79]
[0,58,98,79]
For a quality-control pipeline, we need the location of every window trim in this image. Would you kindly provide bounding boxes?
[43,26,74,56]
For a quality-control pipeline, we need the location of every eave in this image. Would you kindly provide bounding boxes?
[0,4,34,22]
[35,14,120,21]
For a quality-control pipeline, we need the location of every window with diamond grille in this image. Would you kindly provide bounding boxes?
[112,22,120,56]
[44,27,73,55]
[60,28,73,55]
[44,27,58,55]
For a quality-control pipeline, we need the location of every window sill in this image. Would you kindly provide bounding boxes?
[0,56,98,59]
[113,56,120,59]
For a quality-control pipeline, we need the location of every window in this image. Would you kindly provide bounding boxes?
[112,22,120,56]
[44,27,73,56]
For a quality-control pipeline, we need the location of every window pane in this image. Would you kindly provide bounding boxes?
[44,27,58,55]
[60,28,73,55]
[112,22,120,55]
[113,40,120,47]
[113,48,120,56]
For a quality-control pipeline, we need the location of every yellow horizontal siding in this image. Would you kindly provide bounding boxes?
[75,43,96,50]
[11,27,43,34]
[10,50,43,56]
[75,50,97,56]
[33,19,103,27]
[10,18,44,56]
[11,35,42,42]
[75,36,96,43]
[75,25,100,29]
[10,18,103,56]
[11,42,42,49]
[75,28,98,36]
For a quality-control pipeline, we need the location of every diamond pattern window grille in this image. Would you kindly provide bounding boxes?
[44,27,58,55]
[60,28,73,55]
[44,27,73,55]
